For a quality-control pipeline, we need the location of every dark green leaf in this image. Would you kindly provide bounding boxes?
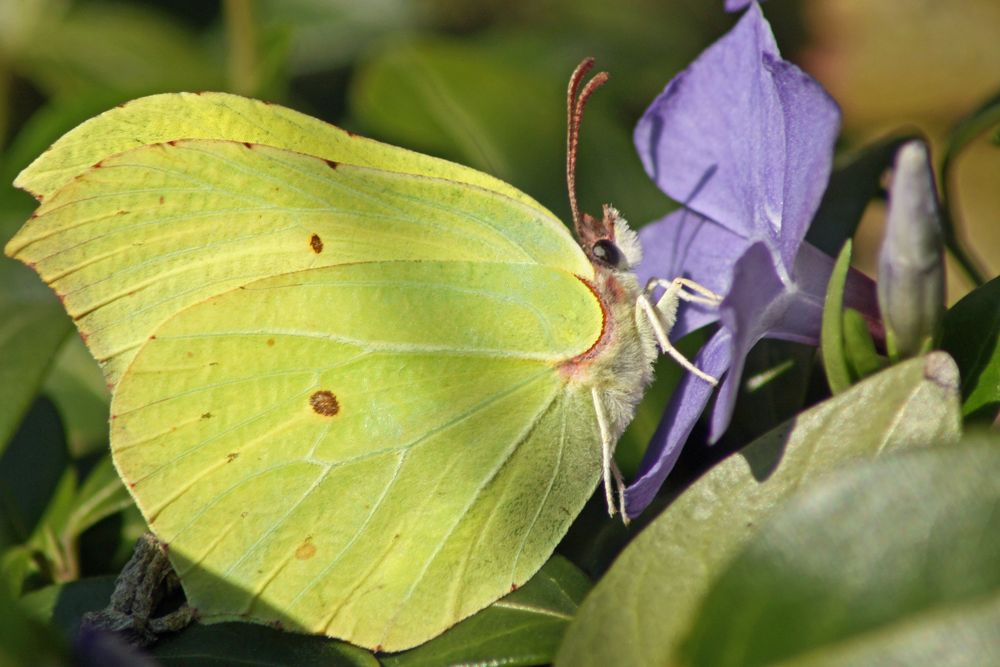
[808,135,917,256]
[20,575,116,637]
[0,398,69,551]
[22,575,376,666]
[820,240,854,394]
[384,555,590,667]
[0,259,73,457]
[681,441,1000,667]
[556,353,962,667]
[940,275,1000,418]
[42,335,110,458]
[724,339,816,446]
[154,623,378,667]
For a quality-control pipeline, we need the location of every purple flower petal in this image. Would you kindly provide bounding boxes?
[765,55,841,270]
[624,329,733,518]
[709,242,784,440]
[707,242,880,440]
[634,5,783,248]
[636,208,748,339]
[724,0,761,11]
[625,0,866,517]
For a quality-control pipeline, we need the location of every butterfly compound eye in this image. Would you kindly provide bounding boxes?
[592,239,626,269]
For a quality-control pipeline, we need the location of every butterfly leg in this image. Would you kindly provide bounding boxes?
[636,277,723,386]
[591,387,629,524]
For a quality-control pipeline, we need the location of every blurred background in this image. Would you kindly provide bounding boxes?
[0,0,998,595]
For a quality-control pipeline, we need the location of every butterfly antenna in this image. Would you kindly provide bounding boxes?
[566,58,609,239]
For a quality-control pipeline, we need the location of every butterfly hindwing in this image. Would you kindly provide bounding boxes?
[112,261,603,649]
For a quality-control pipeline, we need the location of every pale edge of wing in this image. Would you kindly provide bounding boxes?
[13,91,552,218]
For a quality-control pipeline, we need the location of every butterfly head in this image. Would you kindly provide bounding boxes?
[566,58,642,273]
[577,204,642,271]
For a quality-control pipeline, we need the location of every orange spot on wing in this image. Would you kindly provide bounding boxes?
[309,234,323,254]
[266,338,275,347]
[310,390,340,416]
[295,540,316,560]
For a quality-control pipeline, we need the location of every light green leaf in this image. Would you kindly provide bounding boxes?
[556,353,962,667]
[384,555,590,667]
[940,275,1000,419]
[680,441,1000,667]
[820,240,854,394]
[842,308,887,380]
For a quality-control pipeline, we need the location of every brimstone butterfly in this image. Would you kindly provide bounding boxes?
[5,59,718,651]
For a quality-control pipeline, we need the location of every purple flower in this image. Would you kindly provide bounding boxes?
[624,3,878,517]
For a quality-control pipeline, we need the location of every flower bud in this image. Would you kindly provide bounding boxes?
[877,141,945,359]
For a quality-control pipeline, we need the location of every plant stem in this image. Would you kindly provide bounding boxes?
[940,179,989,288]
[224,0,258,96]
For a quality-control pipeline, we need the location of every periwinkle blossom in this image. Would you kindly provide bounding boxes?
[624,2,879,517]
[877,141,945,359]
[723,0,760,11]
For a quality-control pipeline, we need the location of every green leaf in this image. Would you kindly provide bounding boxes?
[724,339,816,446]
[0,259,73,457]
[13,3,222,100]
[42,335,110,458]
[153,623,378,667]
[820,240,854,394]
[0,398,69,551]
[807,135,917,257]
[20,575,116,636]
[61,457,132,554]
[555,353,962,667]
[22,575,377,666]
[843,308,888,379]
[0,566,68,667]
[384,555,590,667]
[351,38,563,199]
[940,275,1000,419]
[680,441,1000,667]
[349,37,665,224]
